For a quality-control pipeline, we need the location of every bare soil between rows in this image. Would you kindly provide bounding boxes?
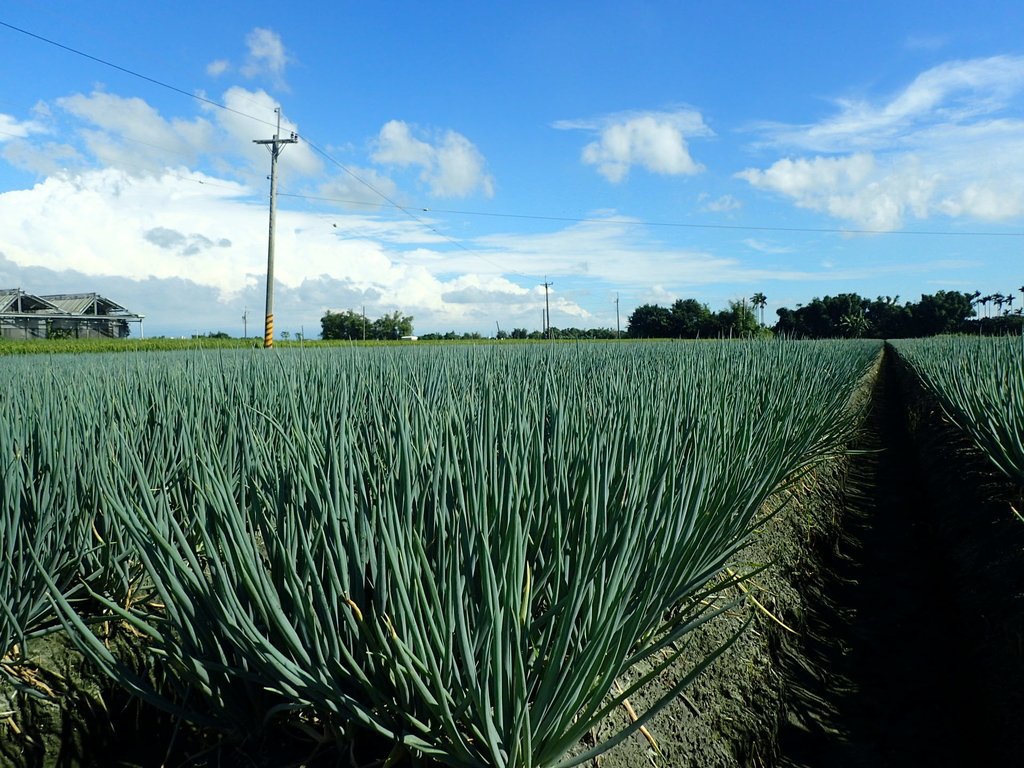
[775,347,1024,767]
[3,346,1023,767]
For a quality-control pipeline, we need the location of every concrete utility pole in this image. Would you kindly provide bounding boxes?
[242,307,248,338]
[615,293,620,339]
[541,278,553,339]
[254,108,297,348]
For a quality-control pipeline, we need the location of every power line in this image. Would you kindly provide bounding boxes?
[300,137,531,276]
[0,20,279,131]
[277,191,1024,238]
[6,17,1024,245]
[0,19,421,223]
[0,20,529,275]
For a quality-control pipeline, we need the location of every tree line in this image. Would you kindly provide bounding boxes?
[321,310,414,341]
[775,289,1024,338]
[628,288,1024,340]
[419,327,621,341]
[322,285,1023,343]
[626,299,766,339]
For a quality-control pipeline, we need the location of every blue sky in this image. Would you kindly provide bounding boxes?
[2,1,1024,337]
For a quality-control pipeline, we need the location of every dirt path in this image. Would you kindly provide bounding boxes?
[778,351,998,767]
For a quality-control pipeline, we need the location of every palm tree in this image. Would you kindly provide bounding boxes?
[750,292,768,326]
[970,292,983,334]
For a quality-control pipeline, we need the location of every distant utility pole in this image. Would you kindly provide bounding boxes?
[254,108,298,349]
[541,278,553,339]
[242,307,248,338]
[615,293,620,339]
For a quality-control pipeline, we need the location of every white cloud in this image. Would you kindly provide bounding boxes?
[206,59,230,77]
[241,28,290,86]
[372,120,494,198]
[373,121,434,167]
[2,140,80,176]
[555,109,710,183]
[0,113,45,142]
[738,153,873,198]
[0,167,586,334]
[740,57,1024,229]
[433,132,495,198]
[699,193,742,212]
[470,217,740,288]
[0,165,988,336]
[439,275,560,322]
[7,86,324,186]
[212,87,322,177]
[0,167,768,331]
[0,167,412,308]
[738,153,939,231]
[0,170,256,293]
[315,168,401,210]
[743,239,792,255]
[756,56,1024,153]
[54,91,217,173]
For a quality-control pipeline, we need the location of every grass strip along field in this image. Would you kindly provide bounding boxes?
[892,336,1024,491]
[2,340,880,766]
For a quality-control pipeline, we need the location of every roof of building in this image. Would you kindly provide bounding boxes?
[0,289,143,319]
[0,289,61,314]
[38,292,132,316]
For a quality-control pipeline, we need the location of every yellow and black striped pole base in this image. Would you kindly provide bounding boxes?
[264,314,274,348]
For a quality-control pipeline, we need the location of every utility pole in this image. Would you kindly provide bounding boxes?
[254,107,297,349]
[541,278,553,339]
[242,307,248,338]
[615,293,620,339]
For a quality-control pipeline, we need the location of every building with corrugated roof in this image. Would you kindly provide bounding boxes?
[0,289,145,340]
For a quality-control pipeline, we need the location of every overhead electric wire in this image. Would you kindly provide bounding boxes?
[4,16,1024,247]
[275,191,1024,238]
[0,20,280,132]
[299,138,529,276]
[0,18,532,277]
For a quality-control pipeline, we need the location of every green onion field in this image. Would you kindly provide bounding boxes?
[1,337,1022,767]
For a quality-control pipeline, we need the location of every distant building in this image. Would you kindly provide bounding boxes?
[0,289,145,340]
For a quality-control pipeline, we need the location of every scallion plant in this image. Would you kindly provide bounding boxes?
[29,340,880,765]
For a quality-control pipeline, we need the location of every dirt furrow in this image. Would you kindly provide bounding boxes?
[778,347,1023,767]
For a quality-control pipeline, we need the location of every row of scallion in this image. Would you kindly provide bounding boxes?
[2,340,880,767]
[891,336,1024,491]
